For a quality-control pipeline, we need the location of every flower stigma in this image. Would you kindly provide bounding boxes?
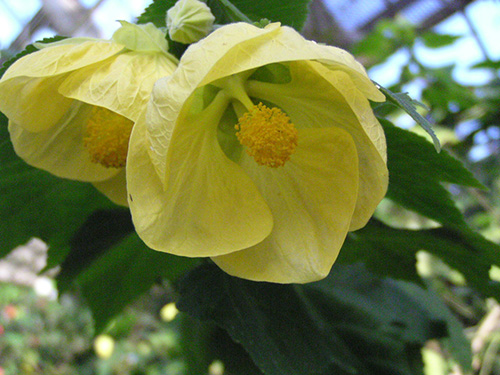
[235,102,298,168]
[83,106,134,168]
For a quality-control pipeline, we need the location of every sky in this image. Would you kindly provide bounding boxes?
[0,0,151,48]
[368,0,500,87]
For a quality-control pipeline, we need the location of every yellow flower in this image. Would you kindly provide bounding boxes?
[0,21,178,206]
[127,22,388,283]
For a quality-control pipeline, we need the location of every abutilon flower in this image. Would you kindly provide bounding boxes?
[0,21,178,206]
[127,22,388,283]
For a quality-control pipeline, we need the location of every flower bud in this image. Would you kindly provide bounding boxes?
[166,0,215,44]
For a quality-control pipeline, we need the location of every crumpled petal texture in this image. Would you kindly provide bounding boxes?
[127,22,389,283]
[0,24,177,206]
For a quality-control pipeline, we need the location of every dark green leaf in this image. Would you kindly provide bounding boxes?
[339,219,500,302]
[383,119,483,228]
[56,209,135,291]
[137,0,176,26]
[0,113,114,263]
[378,86,441,151]
[73,231,199,333]
[138,0,311,30]
[177,262,460,375]
[308,265,471,373]
[395,282,473,373]
[214,0,311,30]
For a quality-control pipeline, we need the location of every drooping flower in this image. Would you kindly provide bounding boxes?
[0,21,178,206]
[127,22,388,283]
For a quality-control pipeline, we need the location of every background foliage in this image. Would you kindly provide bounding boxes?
[1,0,500,374]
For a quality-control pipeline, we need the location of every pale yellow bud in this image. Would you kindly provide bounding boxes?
[166,0,215,44]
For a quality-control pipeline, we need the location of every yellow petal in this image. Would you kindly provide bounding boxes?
[127,108,273,257]
[8,102,121,182]
[92,169,128,206]
[59,51,178,122]
[0,75,73,132]
[0,40,123,132]
[212,127,359,283]
[112,20,169,54]
[175,22,382,100]
[1,40,123,80]
[247,61,388,231]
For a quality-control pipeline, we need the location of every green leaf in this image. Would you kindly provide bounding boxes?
[396,282,473,373]
[54,207,199,333]
[378,85,441,151]
[421,67,477,113]
[177,263,462,375]
[56,209,135,291]
[70,229,199,333]
[339,219,500,302]
[0,113,114,263]
[472,60,500,70]
[382,119,483,228]
[137,0,176,26]
[138,0,311,30]
[420,32,460,49]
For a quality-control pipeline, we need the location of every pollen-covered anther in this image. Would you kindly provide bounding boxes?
[235,103,298,168]
[83,106,134,168]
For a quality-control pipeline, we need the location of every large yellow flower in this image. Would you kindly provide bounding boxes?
[0,21,178,206]
[127,22,388,283]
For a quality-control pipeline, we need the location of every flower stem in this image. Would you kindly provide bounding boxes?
[218,0,253,24]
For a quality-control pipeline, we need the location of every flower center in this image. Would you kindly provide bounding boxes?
[235,103,298,168]
[83,106,134,168]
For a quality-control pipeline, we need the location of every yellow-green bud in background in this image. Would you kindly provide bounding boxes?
[166,0,215,44]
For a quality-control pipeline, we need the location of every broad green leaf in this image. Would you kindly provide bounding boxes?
[309,265,471,374]
[56,209,135,291]
[137,0,177,26]
[378,86,441,151]
[177,262,462,375]
[339,219,500,302]
[395,282,473,373]
[71,230,199,333]
[0,112,114,264]
[138,0,311,30]
[382,119,483,228]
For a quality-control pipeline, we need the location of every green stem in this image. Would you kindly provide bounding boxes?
[218,0,253,23]
[190,89,230,136]
[216,74,255,111]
